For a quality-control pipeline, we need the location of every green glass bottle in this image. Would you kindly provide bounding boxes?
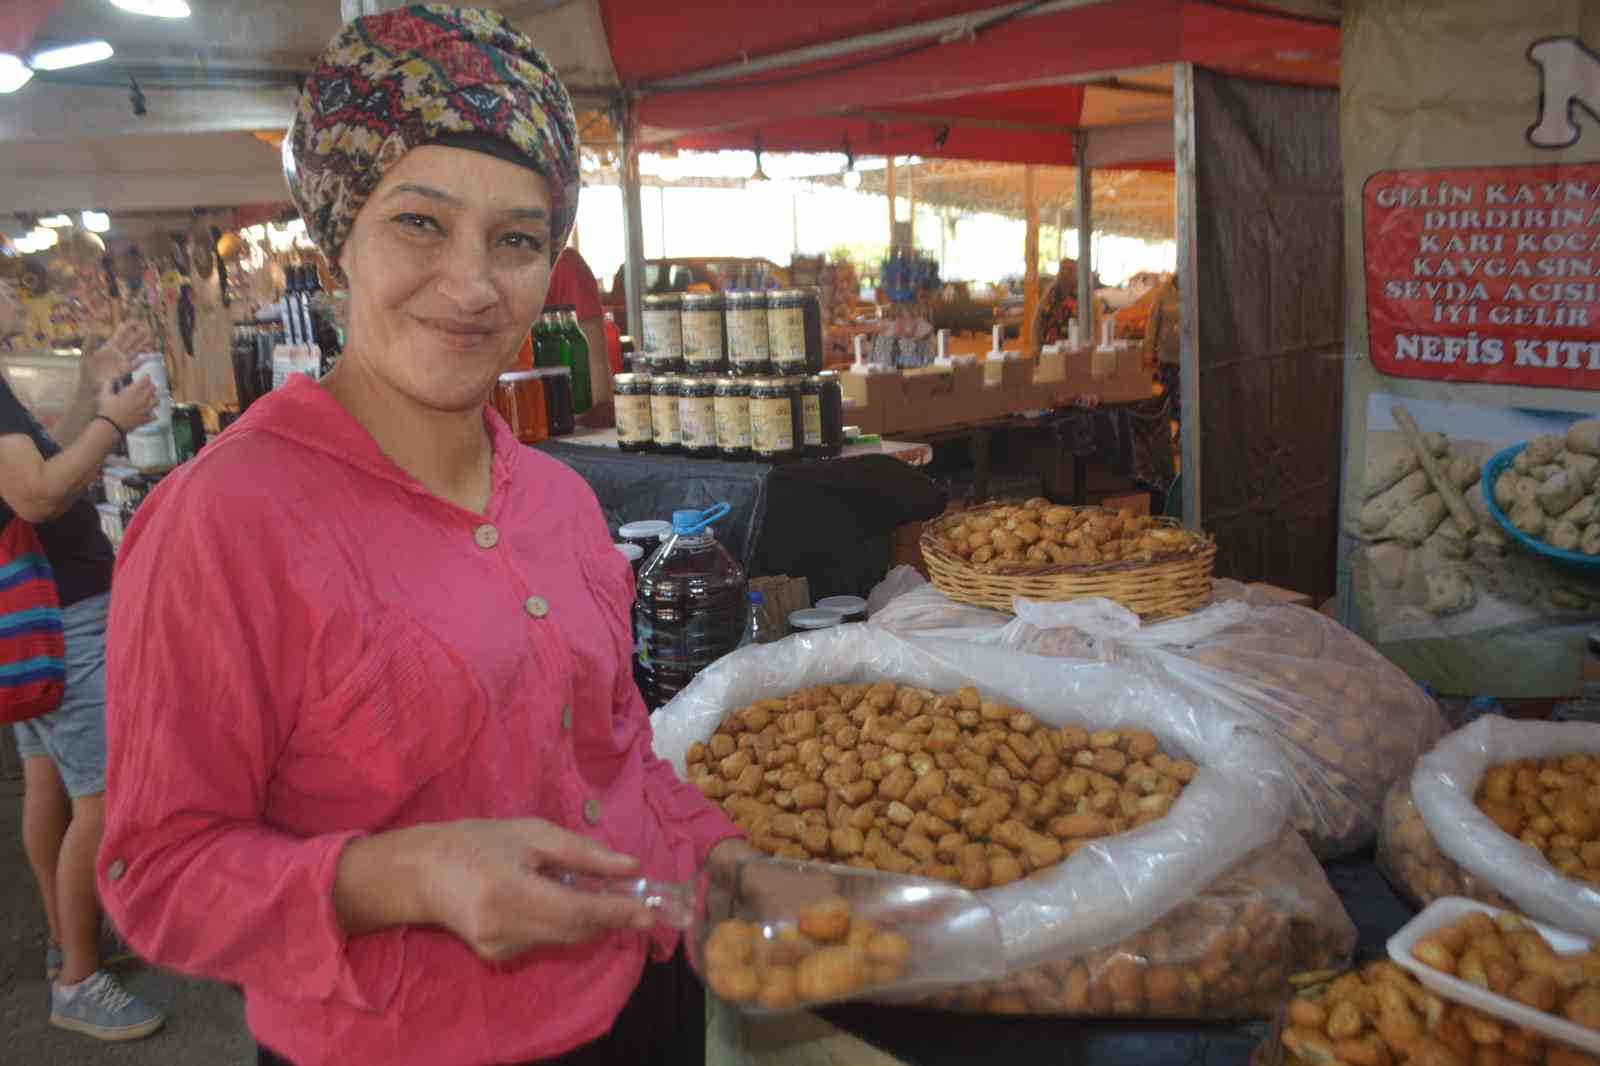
[560,305,594,414]
[534,310,562,369]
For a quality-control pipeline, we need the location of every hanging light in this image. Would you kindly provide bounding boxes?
[29,40,114,71]
[81,210,111,233]
[109,0,191,17]
[38,214,73,228]
[749,133,770,184]
[29,227,60,250]
[0,54,33,94]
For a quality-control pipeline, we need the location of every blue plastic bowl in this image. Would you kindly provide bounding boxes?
[1481,442,1600,569]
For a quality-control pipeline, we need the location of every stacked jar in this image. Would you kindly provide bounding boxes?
[681,293,727,376]
[614,372,653,453]
[767,288,823,375]
[726,292,773,378]
[641,293,683,376]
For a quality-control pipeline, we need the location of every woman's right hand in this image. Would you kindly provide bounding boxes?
[98,377,157,433]
[418,818,655,962]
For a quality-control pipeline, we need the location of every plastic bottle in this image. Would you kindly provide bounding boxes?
[633,503,747,710]
[561,306,593,414]
[534,311,563,369]
[739,589,764,648]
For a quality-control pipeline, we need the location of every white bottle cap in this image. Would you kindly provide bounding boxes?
[790,608,843,631]
[815,595,868,619]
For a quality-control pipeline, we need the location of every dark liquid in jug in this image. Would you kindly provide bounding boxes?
[633,524,746,710]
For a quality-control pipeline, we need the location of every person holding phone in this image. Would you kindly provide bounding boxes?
[97,9,751,1066]
[0,286,164,1042]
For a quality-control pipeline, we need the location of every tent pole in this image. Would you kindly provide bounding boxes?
[1021,164,1039,355]
[886,155,898,255]
[616,96,646,345]
[1173,61,1201,528]
[1073,132,1093,347]
[907,164,916,258]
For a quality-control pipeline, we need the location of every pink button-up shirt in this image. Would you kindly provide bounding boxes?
[98,377,739,1066]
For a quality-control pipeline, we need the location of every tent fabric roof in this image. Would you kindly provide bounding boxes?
[605,0,1337,164]
[3,0,1337,215]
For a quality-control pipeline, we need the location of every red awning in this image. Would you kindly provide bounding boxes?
[602,0,1337,166]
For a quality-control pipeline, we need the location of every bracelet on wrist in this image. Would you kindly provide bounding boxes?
[93,414,128,452]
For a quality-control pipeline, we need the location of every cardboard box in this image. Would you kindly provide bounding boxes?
[1059,344,1152,405]
[1095,491,1152,516]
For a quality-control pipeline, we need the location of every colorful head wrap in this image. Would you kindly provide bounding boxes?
[285,5,579,275]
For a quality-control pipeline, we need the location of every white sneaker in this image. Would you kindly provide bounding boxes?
[50,970,165,1042]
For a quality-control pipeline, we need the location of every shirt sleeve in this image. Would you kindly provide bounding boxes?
[98,468,403,1013]
[0,379,41,439]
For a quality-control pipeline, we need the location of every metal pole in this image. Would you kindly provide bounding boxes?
[1021,164,1039,354]
[1073,131,1093,346]
[1173,62,1202,528]
[886,155,898,252]
[907,164,916,257]
[616,96,646,341]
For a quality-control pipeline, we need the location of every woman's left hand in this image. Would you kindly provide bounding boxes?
[81,321,153,390]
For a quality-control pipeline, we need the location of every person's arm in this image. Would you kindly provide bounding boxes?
[55,321,152,446]
[0,379,155,522]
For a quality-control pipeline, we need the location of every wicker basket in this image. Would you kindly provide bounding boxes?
[920,503,1216,620]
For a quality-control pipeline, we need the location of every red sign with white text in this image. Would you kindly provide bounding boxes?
[1364,164,1600,390]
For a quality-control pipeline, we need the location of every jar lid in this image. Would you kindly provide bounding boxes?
[713,377,743,387]
[613,543,644,562]
[749,377,787,388]
[770,288,815,301]
[651,373,680,385]
[619,520,672,541]
[814,370,839,382]
[789,608,843,631]
[728,291,768,307]
[614,372,643,385]
[682,292,723,308]
[643,293,683,307]
[815,595,867,619]
[533,366,571,379]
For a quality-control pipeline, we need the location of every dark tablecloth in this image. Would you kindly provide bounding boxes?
[817,849,1413,1066]
[536,443,947,599]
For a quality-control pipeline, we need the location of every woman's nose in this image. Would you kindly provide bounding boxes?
[434,243,498,314]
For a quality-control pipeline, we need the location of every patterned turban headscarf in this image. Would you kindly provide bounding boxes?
[284,5,579,276]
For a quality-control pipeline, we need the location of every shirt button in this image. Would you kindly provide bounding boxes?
[474,524,500,549]
[583,798,602,825]
[106,859,126,882]
[561,704,573,730]
[525,596,549,619]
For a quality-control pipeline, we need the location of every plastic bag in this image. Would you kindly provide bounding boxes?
[652,624,1291,994]
[916,829,1354,1018]
[870,578,1445,858]
[1408,717,1600,936]
[1376,774,1510,911]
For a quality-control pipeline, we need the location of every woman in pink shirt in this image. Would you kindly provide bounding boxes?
[97,8,747,1065]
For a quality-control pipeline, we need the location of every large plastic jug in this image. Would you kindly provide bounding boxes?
[634,503,747,710]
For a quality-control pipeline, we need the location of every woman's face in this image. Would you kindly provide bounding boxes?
[340,144,554,413]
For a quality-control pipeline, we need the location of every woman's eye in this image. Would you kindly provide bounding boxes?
[392,213,438,233]
[500,232,544,252]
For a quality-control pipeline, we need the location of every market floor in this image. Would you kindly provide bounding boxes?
[0,774,254,1066]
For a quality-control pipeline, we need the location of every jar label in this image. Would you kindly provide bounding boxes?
[650,393,681,445]
[680,395,717,449]
[616,393,653,444]
[768,306,806,362]
[727,308,770,366]
[751,395,793,454]
[641,309,682,360]
[681,310,722,364]
[803,394,822,447]
[715,394,752,450]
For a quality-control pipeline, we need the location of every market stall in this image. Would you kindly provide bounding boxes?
[25,7,1578,1066]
